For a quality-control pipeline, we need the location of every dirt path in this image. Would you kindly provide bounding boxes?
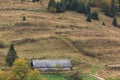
[90,74,105,80]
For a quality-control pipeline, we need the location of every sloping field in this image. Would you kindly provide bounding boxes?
[0,0,120,78]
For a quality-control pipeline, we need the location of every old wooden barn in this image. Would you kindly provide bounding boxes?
[31,59,72,71]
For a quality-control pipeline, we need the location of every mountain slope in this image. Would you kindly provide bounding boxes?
[0,0,120,78]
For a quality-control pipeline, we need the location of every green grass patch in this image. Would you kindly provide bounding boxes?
[42,74,67,80]
[82,75,98,80]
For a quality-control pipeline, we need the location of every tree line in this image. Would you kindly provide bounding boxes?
[48,0,99,22]
[48,0,119,27]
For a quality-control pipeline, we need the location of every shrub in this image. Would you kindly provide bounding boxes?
[66,71,83,80]
[26,69,44,80]
[0,39,6,48]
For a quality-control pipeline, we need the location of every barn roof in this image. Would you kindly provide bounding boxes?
[32,59,72,68]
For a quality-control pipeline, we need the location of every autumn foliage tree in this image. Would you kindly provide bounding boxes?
[7,58,45,80]
[0,70,7,80]
[9,58,29,80]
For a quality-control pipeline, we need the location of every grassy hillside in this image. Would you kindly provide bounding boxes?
[0,0,120,79]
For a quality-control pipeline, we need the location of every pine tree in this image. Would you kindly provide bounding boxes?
[118,0,120,11]
[109,0,117,17]
[86,5,91,15]
[6,43,18,66]
[48,0,56,9]
[56,1,66,13]
[76,2,86,13]
[22,16,26,21]
[48,0,57,13]
[91,11,99,20]
[71,0,78,10]
[86,15,91,22]
[102,22,105,26]
[84,5,91,16]
[112,17,117,26]
[32,0,36,2]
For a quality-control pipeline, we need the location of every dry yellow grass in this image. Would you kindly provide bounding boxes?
[0,0,120,78]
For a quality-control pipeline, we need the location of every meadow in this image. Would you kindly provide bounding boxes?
[0,0,120,79]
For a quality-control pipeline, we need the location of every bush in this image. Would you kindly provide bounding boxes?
[26,69,44,80]
[0,39,6,48]
[66,71,83,80]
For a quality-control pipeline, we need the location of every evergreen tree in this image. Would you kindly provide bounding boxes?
[65,0,72,10]
[71,0,78,10]
[56,1,66,13]
[102,22,105,26]
[118,0,120,11]
[109,0,117,17]
[22,16,26,21]
[83,5,92,16]
[6,43,18,66]
[36,0,39,2]
[76,2,86,13]
[32,0,36,2]
[48,0,56,9]
[112,17,117,26]
[86,15,91,22]
[91,11,99,20]
[86,5,91,15]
